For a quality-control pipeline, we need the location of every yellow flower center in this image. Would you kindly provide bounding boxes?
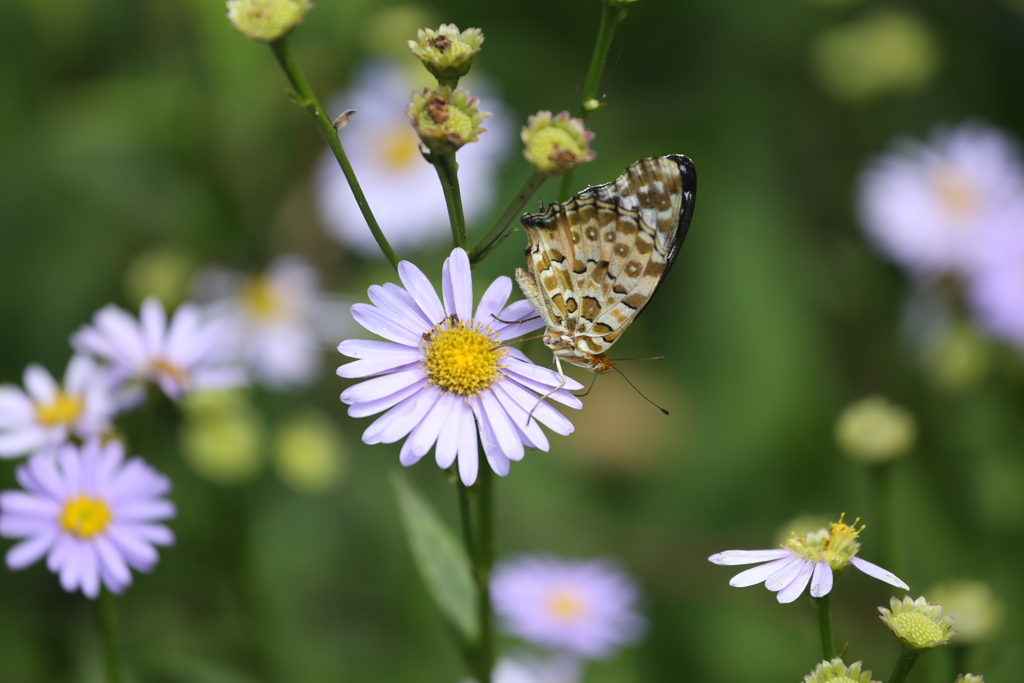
[933,167,979,221]
[60,495,112,538]
[240,275,281,320]
[545,588,586,622]
[422,318,504,397]
[785,514,863,569]
[380,124,420,169]
[890,611,946,645]
[36,391,85,427]
[150,357,191,387]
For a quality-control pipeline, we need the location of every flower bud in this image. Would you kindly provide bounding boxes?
[955,675,985,683]
[928,580,1004,645]
[802,658,881,683]
[408,24,484,83]
[226,0,312,42]
[835,395,916,465]
[407,86,489,154]
[520,110,595,177]
[879,596,957,650]
[273,410,348,494]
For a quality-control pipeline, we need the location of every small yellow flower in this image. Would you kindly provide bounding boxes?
[521,111,596,177]
[407,86,490,154]
[835,396,916,465]
[879,596,957,649]
[226,0,312,43]
[802,658,881,683]
[408,24,484,83]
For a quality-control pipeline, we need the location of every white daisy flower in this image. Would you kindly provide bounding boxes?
[857,122,1024,277]
[337,248,582,486]
[194,255,353,389]
[709,515,908,604]
[72,297,246,403]
[0,356,114,459]
[490,555,646,659]
[315,60,512,257]
[0,438,175,598]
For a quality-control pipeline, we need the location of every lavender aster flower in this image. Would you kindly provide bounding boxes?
[0,439,175,598]
[967,226,1024,348]
[0,356,114,459]
[709,515,908,604]
[337,248,582,486]
[857,122,1024,277]
[490,555,646,659]
[72,297,246,403]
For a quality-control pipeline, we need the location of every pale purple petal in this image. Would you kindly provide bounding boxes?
[850,556,909,589]
[0,430,46,457]
[0,492,60,519]
[0,386,34,425]
[765,557,809,593]
[456,402,479,485]
[809,560,833,598]
[361,387,440,445]
[434,397,463,469]
[94,535,132,588]
[140,298,168,356]
[479,391,524,462]
[399,392,456,466]
[346,377,429,419]
[398,260,446,323]
[6,529,59,570]
[708,549,792,566]
[337,351,423,379]
[23,365,58,403]
[337,338,417,359]
[493,383,548,451]
[340,367,425,405]
[491,299,546,340]
[79,542,101,599]
[164,303,203,362]
[475,276,513,330]
[351,303,423,346]
[442,248,474,321]
[728,556,801,587]
[776,560,815,603]
[106,525,159,571]
[367,283,434,330]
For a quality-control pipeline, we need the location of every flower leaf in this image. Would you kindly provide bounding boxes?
[392,472,477,642]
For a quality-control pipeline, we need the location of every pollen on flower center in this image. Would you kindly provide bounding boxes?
[785,515,863,568]
[240,275,281,319]
[890,612,946,644]
[380,125,420,169]
[545,588,586,621]
[60,495,112,538]
[36,392,85,427]
[422,320,504,396]
[933,167,979,220]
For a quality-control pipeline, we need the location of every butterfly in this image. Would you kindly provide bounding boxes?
[514,154,696,374]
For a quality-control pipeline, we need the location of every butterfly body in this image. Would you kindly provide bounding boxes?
[515,154,697,373]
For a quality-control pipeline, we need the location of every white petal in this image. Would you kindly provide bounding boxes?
[728,556,799,587]
[850,556,909,590]
[337,338,416,359]
[140,297,168,355]
[809,560,834,598]
[337,352,422,379]
[164,303,202,361]
[340,367,425,405]
[442,248,474,322]
[351,303,423,346]
[776,560,815,603]
[492,384,548,451]
[765,557,808,592]
[709,549,792,566]
[434,397,463,469]
[498,378,576,436]
[478,391,523,462]
[398,260,446,324]
[456,402,479,485]
[0,429,46,457]
[93,305,147,365]
[368,283,433,330]
[0,386,34,425]
[24,365,59,403]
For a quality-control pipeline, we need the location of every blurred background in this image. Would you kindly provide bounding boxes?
[1,0,1022,680]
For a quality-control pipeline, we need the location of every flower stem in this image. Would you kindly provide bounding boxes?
[870,463,905,579]
[886,645,921,683]
[468,170,547,266]
[475,464,495,683]
[814,594,837,661]
[267,37,400,268]
[558,3,628,201]
[432,152,468,249]
[95,589,125,683]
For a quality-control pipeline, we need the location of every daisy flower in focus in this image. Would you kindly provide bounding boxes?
[490,555,646,659]
[315,61,511,256]
[0,438,175,598]
[0,356,114,459]
[337,248,582,486]
[857,122,1024,277]
[72,297,246,403]
[194,255,352,389]
[463,654,580,683]
[967,226,1024,349]
[708,515,908,604]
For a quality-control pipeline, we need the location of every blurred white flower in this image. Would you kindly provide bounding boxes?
[490,555,645,659]
[315,60,512,257]
[194,255,352,390]
[462,654,581,683]
[0,356,114,459]
[967,226,1024,348]
[857,123,1024,277]
[72,297,246,403]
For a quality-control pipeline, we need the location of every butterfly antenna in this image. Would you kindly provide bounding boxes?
[613,365,670,415]
[576,372,599,398]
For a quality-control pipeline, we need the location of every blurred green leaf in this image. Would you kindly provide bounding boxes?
[392,472,477,643]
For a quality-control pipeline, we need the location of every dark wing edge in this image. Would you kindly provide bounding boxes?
[662,153,697,276]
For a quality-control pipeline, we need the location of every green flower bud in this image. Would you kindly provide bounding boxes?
[879,596,957,650]
[835,395,916,465]
[928,580,1004,645]
[408,24,484,83]
[273,410,349,495]
[521,110,596,177]
[226,0,312,42]
[407,86,489,154]
[802,658,881,683]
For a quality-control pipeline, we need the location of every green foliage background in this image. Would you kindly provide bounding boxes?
[0,0,1022,680]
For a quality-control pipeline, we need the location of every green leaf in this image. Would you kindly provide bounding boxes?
[392,472,477,642]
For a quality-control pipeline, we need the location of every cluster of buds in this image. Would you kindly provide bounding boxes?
[408,24,484,84]
[879,595,957,650]
[520,110,596,177]
[226,0,312,42]
[407,86,490,155]
[802,658,880,683]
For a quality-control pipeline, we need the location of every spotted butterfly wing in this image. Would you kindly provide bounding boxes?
[514,154,696,373]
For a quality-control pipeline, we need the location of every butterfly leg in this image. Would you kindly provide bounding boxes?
[526,356,569,427]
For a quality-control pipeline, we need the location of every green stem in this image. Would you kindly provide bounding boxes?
[558,3,627,201]
[267,38,400,268]
[475,464,495,683]
[432,152,468,249]
[886,646,921,683]
[468,170,547,266]
[870,463,905,579]
[96,590,125,683]
[814,594,837,661]
[457,483,477,565]
[951,645,969,680]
